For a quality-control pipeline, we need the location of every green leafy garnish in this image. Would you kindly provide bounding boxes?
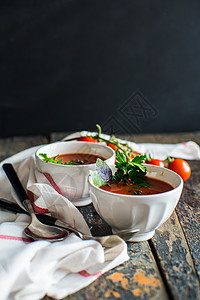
[39,153,76,165]
[135,183,151,189]
[89,170,106,187]
[90,159,112,187]
[113,151,149,186]
[96,158,112,182]
[90,150,151,188]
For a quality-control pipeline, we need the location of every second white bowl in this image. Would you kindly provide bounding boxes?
[36,141,115,206]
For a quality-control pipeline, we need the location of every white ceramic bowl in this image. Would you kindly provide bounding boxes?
[36,141,115,206]
[89,164,183,241]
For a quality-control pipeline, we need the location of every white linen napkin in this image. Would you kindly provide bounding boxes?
[64,131,200,160]
[0,146,129,300]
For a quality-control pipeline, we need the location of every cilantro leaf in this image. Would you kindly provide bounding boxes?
[113,169,124,181]
[39,153,60,163]
[116,150,127,164]
[131,155,146,164]
[113,153,147,184]
[39,153,76,165]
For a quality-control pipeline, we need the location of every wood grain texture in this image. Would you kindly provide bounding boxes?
[50,131,200,299]
[0,135,48,161]
[176,160,200,281]
[150,212,199,300]
[43,242,168,300]
[50,131,200,145]
[49,132,169,300]
[121,131,200,145]
[0,132,198,300]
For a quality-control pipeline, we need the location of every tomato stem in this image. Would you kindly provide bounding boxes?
[94,124,137,160]
[164,156,174,167]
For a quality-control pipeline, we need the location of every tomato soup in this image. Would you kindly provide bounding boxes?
[100,177,174,195]
[53,153,105,165]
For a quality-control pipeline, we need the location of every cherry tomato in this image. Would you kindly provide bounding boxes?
[129,152,140,159]
[168,158,191,181]
[78,137,98,143]
[107,143,118,152]
[146,159,165,168]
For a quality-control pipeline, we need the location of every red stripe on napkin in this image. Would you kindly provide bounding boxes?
[27,190,49,214]
[0,234,32,243]
[43,172,63,195]
[79,270,102,278]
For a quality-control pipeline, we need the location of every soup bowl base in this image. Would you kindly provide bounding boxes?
[71,196,91,207]
[112,229,155,242]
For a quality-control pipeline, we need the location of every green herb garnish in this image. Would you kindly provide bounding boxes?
[39,153,76,165]
[96,158,112,182]
[112,151,149,186]
[90,150,151,188]
[89,170,107,187]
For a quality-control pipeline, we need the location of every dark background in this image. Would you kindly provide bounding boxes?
[0,0,200,138]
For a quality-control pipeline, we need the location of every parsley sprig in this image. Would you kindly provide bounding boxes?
[113,151,148,186]
[90,151,151,188]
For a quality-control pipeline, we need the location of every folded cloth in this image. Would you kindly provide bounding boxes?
[0,146,129,300]
[64,131,200,160]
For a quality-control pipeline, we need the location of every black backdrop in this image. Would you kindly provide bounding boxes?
[0,0,200,138]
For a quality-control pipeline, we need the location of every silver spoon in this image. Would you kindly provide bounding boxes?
[25,217,138,246]
[0,197,140,244]
[2,164,139,244]
[3,163,68,242]
[53,218,139,242]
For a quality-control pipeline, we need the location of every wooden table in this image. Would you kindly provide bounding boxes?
[1,131,200,300]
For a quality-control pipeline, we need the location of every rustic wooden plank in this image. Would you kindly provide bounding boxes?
[50,132,72,142]
[43,241,168,300]
[51,131,200,145]
[176,160,200,280]
[1,131,197,300]
[49,132,200,299]
[0,135,48,161]
[150,211,199,300]
[78,204,112,236]
[121,131,200,144]
[132,133,200,299]
[49,132,169,300]
[133,133,200,299]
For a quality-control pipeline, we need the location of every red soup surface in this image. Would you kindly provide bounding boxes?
[54,153,105,165]
[100,177,174,195]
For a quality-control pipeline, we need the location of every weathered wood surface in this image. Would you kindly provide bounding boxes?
[43,241,167,300]
[50,131,200,300]
[51,131,200,145]
[0,135,48,161]
[176,160,200,280]
[150,212,199,300]
[50,133,169,299]
[132,133,200,300]
[0,132,199,300]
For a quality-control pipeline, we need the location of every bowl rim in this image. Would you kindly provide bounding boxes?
[88,164,183,198]
[35,141,115,168]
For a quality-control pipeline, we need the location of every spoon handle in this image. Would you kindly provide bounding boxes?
[0,197,58,226]
[3,163,28,206]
